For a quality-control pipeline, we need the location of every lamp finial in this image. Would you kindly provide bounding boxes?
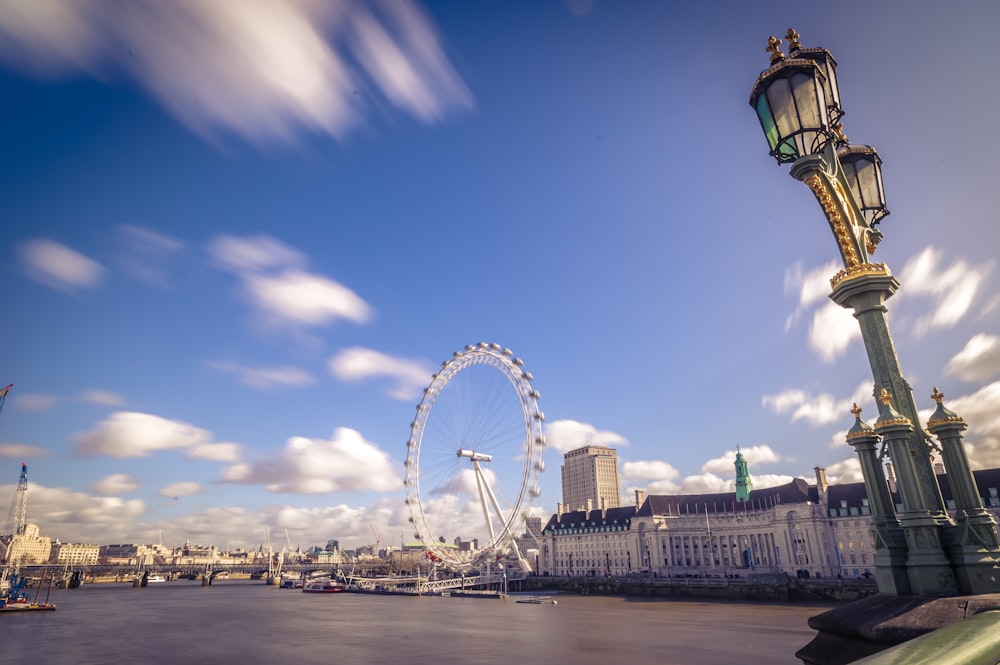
[785,28,802,52]
[879,388,893,407]
[766,36,784,65]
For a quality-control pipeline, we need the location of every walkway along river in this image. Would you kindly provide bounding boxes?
[0,579,836,665]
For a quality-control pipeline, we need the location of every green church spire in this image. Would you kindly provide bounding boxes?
[735,447,753,503]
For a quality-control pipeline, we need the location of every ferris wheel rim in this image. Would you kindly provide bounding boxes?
[404,343,544,569]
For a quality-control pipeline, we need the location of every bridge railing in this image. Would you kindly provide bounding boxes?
[848,611,1000,665]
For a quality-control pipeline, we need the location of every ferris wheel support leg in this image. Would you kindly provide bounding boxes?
[472,461,497,542]
[477,464,529,571]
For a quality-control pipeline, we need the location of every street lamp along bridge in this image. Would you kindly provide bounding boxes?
[749,27,1000,599]
[749,28,1000,665]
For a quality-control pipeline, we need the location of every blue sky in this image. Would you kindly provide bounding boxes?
[1,0,999,551]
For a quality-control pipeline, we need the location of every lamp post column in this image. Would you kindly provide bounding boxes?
[825,269,949,521]
[926,389,1000,594]
[846,403,910,594]
[874,390,957,595]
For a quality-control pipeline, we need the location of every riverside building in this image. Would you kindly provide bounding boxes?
[560,445,623,512]
[537,458,1000,580]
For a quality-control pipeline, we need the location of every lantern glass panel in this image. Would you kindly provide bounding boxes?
[839,147,888,226]
[750,61,829,164]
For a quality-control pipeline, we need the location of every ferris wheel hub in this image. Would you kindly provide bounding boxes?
[456,448,493,462]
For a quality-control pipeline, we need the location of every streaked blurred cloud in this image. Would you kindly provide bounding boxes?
[0,0,473,145]
[897,247,992,336]
[207,233,374,330]
[0,444,50,458]
[80,389,126,406]
[91,473,140,496]
[18,238,105,293]
[763,381,872,427]
[12,393,59,412]
[328,347,435,400]
[946,333,1000,383]
[116,225,187,288]
[207,360,316,390]
[158,481,202,498]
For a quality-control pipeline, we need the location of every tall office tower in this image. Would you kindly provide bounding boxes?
[561,445,622,511]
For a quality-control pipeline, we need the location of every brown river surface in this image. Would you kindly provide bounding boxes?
[0,580,836,665]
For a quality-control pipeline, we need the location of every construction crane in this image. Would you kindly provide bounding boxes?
[3,462,28,539]
[0,384,12,433]
[369,523,383,558]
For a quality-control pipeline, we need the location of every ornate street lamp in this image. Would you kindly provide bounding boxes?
[837,144,889,227]
[748,30,1000,596]
[749,34,831,164]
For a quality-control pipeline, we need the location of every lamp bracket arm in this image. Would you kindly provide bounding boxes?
[790,144,876,269]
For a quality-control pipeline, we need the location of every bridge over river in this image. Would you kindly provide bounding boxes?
[17,562,523,593]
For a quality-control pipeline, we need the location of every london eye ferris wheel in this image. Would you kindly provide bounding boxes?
[404,343,545,570]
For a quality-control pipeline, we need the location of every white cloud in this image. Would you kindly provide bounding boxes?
[91,473,140,496]
[783,260,840,332]
[13,393,59,412]
[701,445,782,475]
[245,270,373,327]
[748,473,797,490]
[18,238,105,293]
[207,234,373,331]
[80,389,126,406]
[821,458,864,485]
[622,460,681,496]
[189,442,242,462]
[18,482,147,545]
[219,427,401,494]
[73,411,233,459]
[809,301,861,362]
[763,381,871,427]
[207,360,316,390]
[147,496,412,551]
[622,460,678,482]
[0,0,472,146]
[542,419,628,454]
[328,347,435,400]
[0,444,50,458]
[897,247,992,336]
[158,481,202,498]
[946,333,1000,383]
[207,234,306,273]
[826,428,852,450]
[116,225,186,287]
[679,473,731,495]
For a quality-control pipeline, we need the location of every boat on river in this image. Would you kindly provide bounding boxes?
[302,580,345,593]
[146,574,166,583]
[515,595,557,605]
[1,568,56,612]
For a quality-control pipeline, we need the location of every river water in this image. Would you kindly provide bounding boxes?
[0,580,834,665]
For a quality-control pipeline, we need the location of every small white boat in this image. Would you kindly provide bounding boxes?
[515,595,557,605]
[146,574,166,583]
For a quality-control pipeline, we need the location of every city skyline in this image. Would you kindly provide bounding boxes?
[2,1,1000,550]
